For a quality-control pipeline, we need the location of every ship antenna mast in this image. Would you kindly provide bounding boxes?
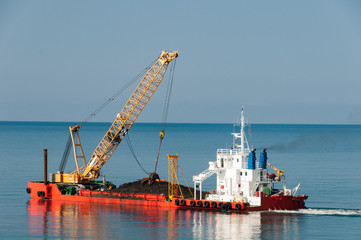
[240,108,245,155]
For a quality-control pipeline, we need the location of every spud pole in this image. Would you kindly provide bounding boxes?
[44,149,48,185]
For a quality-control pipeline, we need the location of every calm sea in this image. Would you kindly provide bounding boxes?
[1,122,361,239]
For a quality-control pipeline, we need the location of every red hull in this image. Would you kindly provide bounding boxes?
[27,182,308,212]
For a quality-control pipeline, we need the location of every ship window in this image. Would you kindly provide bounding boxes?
[221,159,224,168]
[240,172,242,176]
[245,172,248,176]
[237,158,239,162]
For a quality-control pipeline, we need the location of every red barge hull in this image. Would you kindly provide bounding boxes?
[27,182,308,212]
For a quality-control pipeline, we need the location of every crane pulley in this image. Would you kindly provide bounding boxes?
[52,51,178,183]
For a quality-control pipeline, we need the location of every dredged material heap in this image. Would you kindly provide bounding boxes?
[111,180,207,199]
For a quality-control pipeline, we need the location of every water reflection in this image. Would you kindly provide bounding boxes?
[28,200,303,239]
[192,211,262,239]
[192,211,302,239]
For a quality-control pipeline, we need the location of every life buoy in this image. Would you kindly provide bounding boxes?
[180,200,186,206]
[190,200,195,207]
[204,201,210,208]
[235,203,241,210]
[211,202,217,208]
[196,201,203,207]
[175,199,180,205]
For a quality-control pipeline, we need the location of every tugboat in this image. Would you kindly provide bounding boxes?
[189,109,308,211]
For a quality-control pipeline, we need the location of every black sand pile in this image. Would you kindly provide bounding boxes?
[110,180,208,199]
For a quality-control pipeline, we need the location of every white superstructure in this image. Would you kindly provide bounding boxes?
[193,109,287,206]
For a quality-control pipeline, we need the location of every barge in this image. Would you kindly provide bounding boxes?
[27,109,307,212]
[26,50,307,212]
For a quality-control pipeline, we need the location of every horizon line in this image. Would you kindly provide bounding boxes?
[1,120,360,126]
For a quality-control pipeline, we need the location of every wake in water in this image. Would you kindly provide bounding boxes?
[266,208,361,216]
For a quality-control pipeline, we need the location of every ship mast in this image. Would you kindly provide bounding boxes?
[232,108,249,154]
[240,108,245,155]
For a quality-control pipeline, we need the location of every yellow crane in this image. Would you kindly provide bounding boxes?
[267,162,284,182]
[52,51,178,183]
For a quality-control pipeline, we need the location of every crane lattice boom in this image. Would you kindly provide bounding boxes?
[51,51,178,183]
[82,51,178,181]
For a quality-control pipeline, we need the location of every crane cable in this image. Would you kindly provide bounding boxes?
[59,134,72,172]
[59,58,157,172]
[79,58,157,127]
[125,133,150,175]
[123,59,177,176]
[153,58,177,173]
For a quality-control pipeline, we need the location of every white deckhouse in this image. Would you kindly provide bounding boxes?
[193,109,296,206]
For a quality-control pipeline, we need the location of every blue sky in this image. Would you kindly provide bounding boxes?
[1,0,361,124]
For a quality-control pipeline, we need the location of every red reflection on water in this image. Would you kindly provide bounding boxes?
[27,199,302,239]
[27,199,186,239]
